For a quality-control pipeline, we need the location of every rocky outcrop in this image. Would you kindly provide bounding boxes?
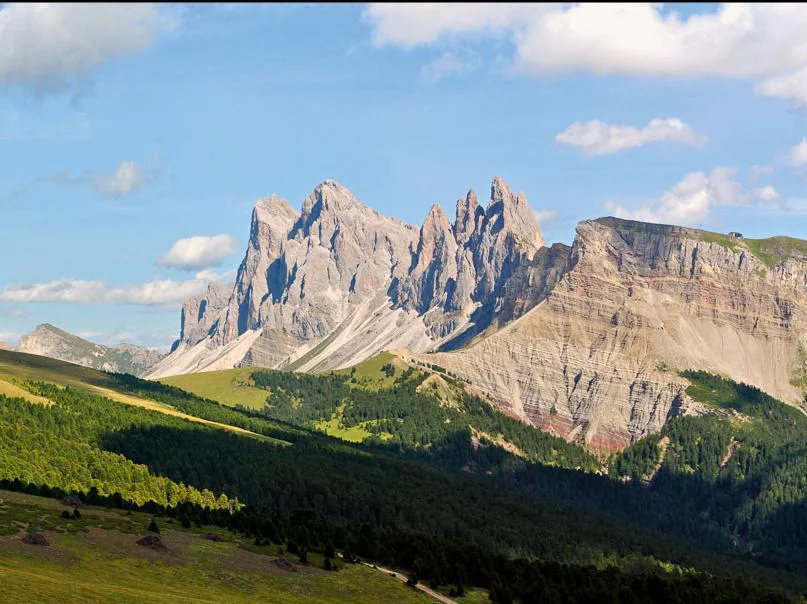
[149,177,557,377]
[414,218,807,449]
[177,283,233,348]
[16,324,164,377]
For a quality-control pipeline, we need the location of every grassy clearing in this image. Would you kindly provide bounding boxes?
[0,490,431,604]
[334,352,417,391]
[0,378,51,405]
[160,368,269,410]
[314,413,372,443]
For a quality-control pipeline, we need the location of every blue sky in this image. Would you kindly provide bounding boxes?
[1,3,806,348]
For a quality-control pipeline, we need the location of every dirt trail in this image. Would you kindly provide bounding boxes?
[641,436,670,485]
[361,562,457,604]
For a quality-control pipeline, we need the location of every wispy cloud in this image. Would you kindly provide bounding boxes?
[555,118,707,156]
[420,49,481,84]
[533,209,558,224]
[0,276,219,308]
[50,160,149,199]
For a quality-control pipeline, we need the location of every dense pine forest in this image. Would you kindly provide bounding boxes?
[0,351,806,602]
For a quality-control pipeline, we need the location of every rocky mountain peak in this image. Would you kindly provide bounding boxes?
[254,194,297,221]
[154,176,563,376]
[454,190,482,245]
[423,203,452,233]
[485,176,544,250]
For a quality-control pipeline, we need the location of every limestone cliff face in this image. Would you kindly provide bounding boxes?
[149,177,556,377]
[178,283,233,348]
[415,218,807,449]
[16,324,164,377]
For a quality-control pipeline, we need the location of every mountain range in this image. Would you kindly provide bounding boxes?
[142,177,807,450]
[18,177,805,450]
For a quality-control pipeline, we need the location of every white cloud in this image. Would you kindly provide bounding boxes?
[363,4,807,108]
[93,160,147,198]
[533,209,558,223]
[604,167,749,226]
[420,49,481,84]
[789,138,807,166]
[0,4,174,95]
[51,160,148,198]
[756,67,807,108]
[1,307,27,318]
[0,276,215,308]
[362,4,543,49]
[156,235,240,271]
[754,185,781,203]
[555,118,707,156]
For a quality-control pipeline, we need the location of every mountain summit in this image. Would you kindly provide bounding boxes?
[149,177,559,376]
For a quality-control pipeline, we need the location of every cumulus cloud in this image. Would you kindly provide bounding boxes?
[754,185,781,203]
[555,118,707,156]
[51,160,148,198]
[604,167,749,226]
[789,138,807,166]
[420,49,481,84]
[0,4,174,96]
[0,277,214,307]
[156,235,240,271]
[362,4,807,108]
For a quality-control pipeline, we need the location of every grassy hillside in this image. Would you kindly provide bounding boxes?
[0,490,431,604]
[161,367,270,410]
[1,349,805,601]
[162,354,599,472]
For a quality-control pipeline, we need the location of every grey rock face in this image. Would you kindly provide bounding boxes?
[395,176,551,343]
[180,283,233,347]
[154,177,555,376]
